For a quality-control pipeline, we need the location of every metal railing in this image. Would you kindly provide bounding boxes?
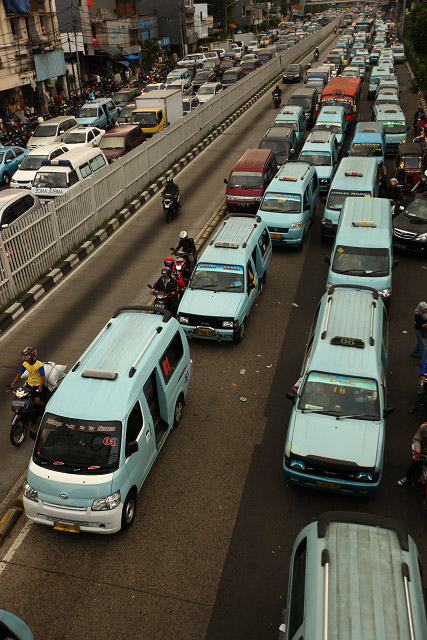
[0,20,338,308]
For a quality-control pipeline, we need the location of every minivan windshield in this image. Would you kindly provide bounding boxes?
[99,136,126,149]
[33,171,67,189]
[19,155,49,171]
[288,96,312,109]
[34,413,122,473]
[332,245,389,276]
[327,190,371,210]
[313,122,342,134]
[261,192,301,213]
[228,171,263,189]
[350,142,383,157]
[190,263,244,293]
[381,120,406,134]
[300,151,331,166]
[297,371,380,420]
[33,124,58,138]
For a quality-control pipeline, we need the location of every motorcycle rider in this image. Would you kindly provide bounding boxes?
[408,356,427,414]
[162,176,181,210]
[314,47,319,61]
[10,347,46,408]
[152,267,178,316]
[412,174,427,195]
[385,177,403,208]
[397,420,427,486]
[172,230,197,272]
[272,84,282,106]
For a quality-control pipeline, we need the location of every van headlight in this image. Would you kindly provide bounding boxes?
[23,482,38,502]
[179,316,189,324]
[222,319,234,328]
[290,459,305,470]
[291,222,302,228]
[356,472,373,482]
[91,490,121,511]
[379,288,391,298]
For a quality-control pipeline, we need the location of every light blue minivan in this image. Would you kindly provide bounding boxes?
[371,103,407,153]
[312,106,347,151]
[325,197,397,306]
[177,213,272,343]
[348,121,385,166]
[284,285,391,495]
[258,162,319,248]
[272,105,307,151]
[77,97,119,129]
[299,130,340,194]
[23,306,192,534]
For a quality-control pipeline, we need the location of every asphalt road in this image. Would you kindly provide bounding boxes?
[0,37,426,640]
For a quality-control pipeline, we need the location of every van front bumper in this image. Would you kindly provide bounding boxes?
[283,465,380,496]
[268,226,303,246]
[182,324,234,342]
[23,496,123,534]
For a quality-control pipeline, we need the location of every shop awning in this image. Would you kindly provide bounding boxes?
[96,46,122,58]
[117,60,130,66]
[124,54,140,61]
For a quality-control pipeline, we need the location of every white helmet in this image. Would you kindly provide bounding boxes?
[179,230,188,239]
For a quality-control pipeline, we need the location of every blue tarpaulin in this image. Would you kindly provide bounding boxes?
[118,60,130,67]
[124,54,139,61]
[3,0,30,14]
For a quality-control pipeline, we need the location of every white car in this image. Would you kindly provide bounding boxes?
[197,82,223,103]
[143,82,166,92]
[62,126,105,149]
[10,143,69,190]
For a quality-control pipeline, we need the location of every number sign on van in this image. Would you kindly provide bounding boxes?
[330,336,365,348]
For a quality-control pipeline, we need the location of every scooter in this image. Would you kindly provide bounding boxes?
[7,385,51,446]
[162,195,180,223]
[314,50,319,62]
[147,284,176,314]
[272,91,281,109]
[173,250,192,282]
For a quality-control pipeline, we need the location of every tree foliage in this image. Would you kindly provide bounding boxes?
[405,3,427,56]
[138,39,161,68]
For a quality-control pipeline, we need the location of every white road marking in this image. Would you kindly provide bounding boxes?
[0,519,32,577]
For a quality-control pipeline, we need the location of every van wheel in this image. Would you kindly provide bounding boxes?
[121,491,137,531]
[2,172,9,185]
[258,277,264,296]
[296,234,304,252]
[173,395,184,428]
[233,320,245,343]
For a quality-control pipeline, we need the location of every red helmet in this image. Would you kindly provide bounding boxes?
[164,256,175,270]
[22,347,37,360]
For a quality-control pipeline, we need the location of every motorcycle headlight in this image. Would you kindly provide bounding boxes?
[414,233,427,242]
[23,481,38,502]
[291,222,303,229]
[179,316,189,324]
[222,320,234,328]
[91,490,121,511]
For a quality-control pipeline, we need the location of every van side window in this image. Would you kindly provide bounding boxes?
[303,189,309,210]
[126,402,143,445]
[159,332,184,383]
[68,170,79,186]
[90,154,106,171]
[258,228,271,257]
[80,162,92,178]
[288,537,307,638]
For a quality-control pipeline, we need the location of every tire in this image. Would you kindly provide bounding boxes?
[258,277,264,296]
[121,491,137,531]
[10,417,27,446]
[165,208,171,223]
[2,172,9,186]
[233,320,245,343]
[296,233,304,252]
[173,395,184,428]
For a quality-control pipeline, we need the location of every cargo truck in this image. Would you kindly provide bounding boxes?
[132,89,183,137]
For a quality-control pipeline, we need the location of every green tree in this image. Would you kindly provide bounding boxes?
[405,3,427,56]
[138,39,161,68]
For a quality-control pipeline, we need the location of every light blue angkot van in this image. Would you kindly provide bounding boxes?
[272,105,306,151]
[322,157,380,241]
[23,307,192,534]
[177,213,272,343]
[258,162,319,248]
[325,197,397,306]
[298,130,340,194]
[283,285,392,495]
[77,97,119,129]
[371,103,407,153]
[368,65,393,99]
[348,121,386,166]
[312,106,347,151]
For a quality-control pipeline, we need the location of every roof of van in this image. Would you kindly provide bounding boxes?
[332,157,379,188]
[201,214,265,264]
[336,197,391,247]
[277,105,304,117]
[318,106,346,120]
[306,512,426,640]
[355,121,384,135]
[37,116,75,124]
[230,148,272,173]
[45,146,107,169]
[46,309,177,420]
[305,129,335,144]
[375,103,405,118]
[27,143,69,156]
[271,162,314,187]
[309,286,383,377]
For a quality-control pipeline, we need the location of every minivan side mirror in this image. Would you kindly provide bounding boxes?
[125,440,139,458]
[384,407,395,417]
[392,259,398,269]
[286,392,295,403]
[325,256,330,264]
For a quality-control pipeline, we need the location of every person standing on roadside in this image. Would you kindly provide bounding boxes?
[411,302,427,363]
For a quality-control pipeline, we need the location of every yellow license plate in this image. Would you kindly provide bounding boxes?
[53,521,80,533]
[196,329,212,336]
[316,481,341,490]
[270,233,282,239]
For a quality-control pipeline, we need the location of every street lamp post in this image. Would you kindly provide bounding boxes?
[224,0,240,39]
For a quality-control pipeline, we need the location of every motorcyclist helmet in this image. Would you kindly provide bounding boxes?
[162,267,171,277]
[166,176,174,184]
[164,256,175,269]
[22,347,37,361]
[275,85,280,91]
[390,178,398,185]
[179,230,188,239]
[420,175,427,185]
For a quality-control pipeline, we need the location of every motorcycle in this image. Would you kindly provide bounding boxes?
[314,50,319,62]
[272,91,281,109]
[174,250,192,282]
[7,385,51,446]
[147,284,176,314]
[162,195,180,223]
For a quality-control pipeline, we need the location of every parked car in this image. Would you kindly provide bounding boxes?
[62,126,105,149]
[0,146,29,185]
[197,82,223,103]
[98,125,145,163]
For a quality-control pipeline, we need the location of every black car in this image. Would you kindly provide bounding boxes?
[192,70,216,92]
[393,193,427,253]
[283,64,303,83]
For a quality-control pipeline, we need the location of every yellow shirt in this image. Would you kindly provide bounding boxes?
[22,360,44,387]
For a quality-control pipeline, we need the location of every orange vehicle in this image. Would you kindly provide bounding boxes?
[320,77,362,121]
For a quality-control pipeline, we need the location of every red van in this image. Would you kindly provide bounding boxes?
[224,148,278,212]
[98,125,145,163]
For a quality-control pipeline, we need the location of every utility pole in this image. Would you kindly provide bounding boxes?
[72,1,82,90]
